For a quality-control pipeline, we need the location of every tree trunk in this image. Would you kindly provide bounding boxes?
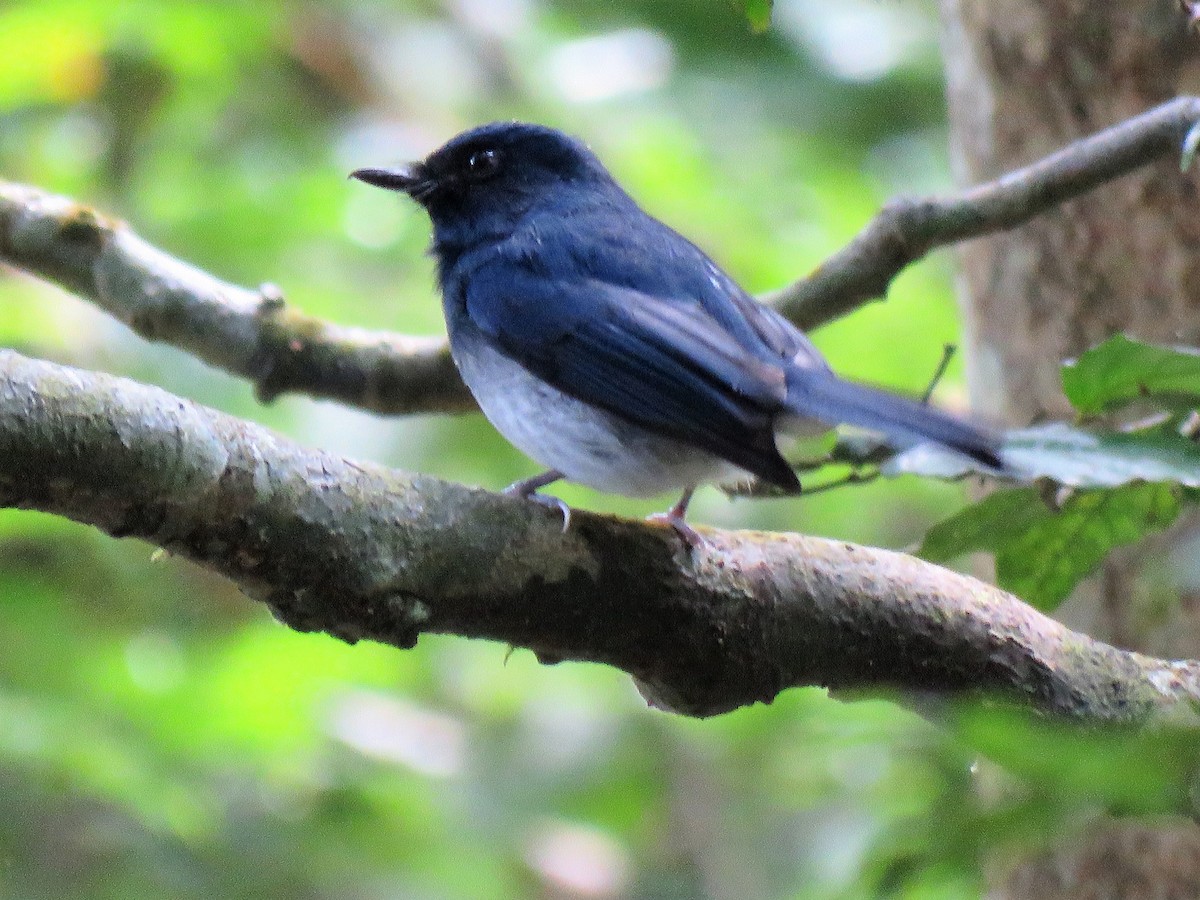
[938,0,1200,894]
[939,0,1200,649]
[942,0,1200,427]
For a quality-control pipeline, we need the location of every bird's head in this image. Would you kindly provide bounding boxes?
[351,122,615,245]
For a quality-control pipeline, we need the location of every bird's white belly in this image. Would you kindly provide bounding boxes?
[451,331,742,497]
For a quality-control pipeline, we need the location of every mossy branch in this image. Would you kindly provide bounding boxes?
[1,349,1197,723]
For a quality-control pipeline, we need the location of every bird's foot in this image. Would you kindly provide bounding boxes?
[645,510,703,549]
[504,470,570,532]
[646,487,702,549]
[525,492,572,532]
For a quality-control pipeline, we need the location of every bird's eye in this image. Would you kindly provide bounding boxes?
[466,148,501,180]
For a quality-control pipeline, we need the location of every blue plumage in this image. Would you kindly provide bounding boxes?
[351,122,1000,537]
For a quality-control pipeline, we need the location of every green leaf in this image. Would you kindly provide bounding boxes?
[886,422,1200,487]
[918,483,1183,611]
[743,0,772,32]
[954,705,1200,816]
[1061,334,1200,415]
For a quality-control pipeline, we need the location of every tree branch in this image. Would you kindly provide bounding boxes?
[4,99,1200,413]
[0,181,472,414]
[2,348,1197,722]
[767,96,1200,329]
[6,103,1200,722]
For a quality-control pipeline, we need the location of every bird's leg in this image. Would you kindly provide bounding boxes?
[505,469,564,495]
[646,487,702,548]
[503,469,571,532]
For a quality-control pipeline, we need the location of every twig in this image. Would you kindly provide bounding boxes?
[922,344,957,404]
[797,467,880,496]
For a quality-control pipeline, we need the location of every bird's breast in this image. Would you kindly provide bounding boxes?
[446,317,743,497]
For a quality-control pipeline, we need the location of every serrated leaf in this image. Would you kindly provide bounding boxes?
[743,0,772,32]
[886,422,1200,487]
[1061,334,1200,415]
[918,483,1182,611]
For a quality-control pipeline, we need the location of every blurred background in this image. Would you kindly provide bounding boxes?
[0,1,1042,897]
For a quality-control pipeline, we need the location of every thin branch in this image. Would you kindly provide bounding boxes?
[766,96,1200,330]
[0,182,472,415]
[1,348,1197,724]
[4,98,1200,411]
[792,467,880,496]
[922,344,957,404]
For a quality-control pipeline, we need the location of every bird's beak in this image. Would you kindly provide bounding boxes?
[349,164,431,197]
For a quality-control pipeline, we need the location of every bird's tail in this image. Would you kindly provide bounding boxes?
[785,371,1002,468]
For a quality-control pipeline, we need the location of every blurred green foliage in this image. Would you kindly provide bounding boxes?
[1,1,1193,898]
[915,337,1200,611]
[921,483,1184,612]
[1063,334,1200,416]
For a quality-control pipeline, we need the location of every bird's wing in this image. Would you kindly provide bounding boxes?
[463,261,801,489]
[721,288,830,373]
[528,204,832,374]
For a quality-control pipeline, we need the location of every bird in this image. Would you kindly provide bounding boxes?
[351,122,1001,543]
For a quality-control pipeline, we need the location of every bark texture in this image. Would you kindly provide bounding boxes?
[939,0,1200,892]
[943,1,1200,427]
[0,181,471,415]
[1001,820,1200,900]
[4,350,1199,724]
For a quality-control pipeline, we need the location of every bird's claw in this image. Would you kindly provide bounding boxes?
[504,482,571,532]
[528,492,572,533]
[645,511,703,549]
[502,470,570,532]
